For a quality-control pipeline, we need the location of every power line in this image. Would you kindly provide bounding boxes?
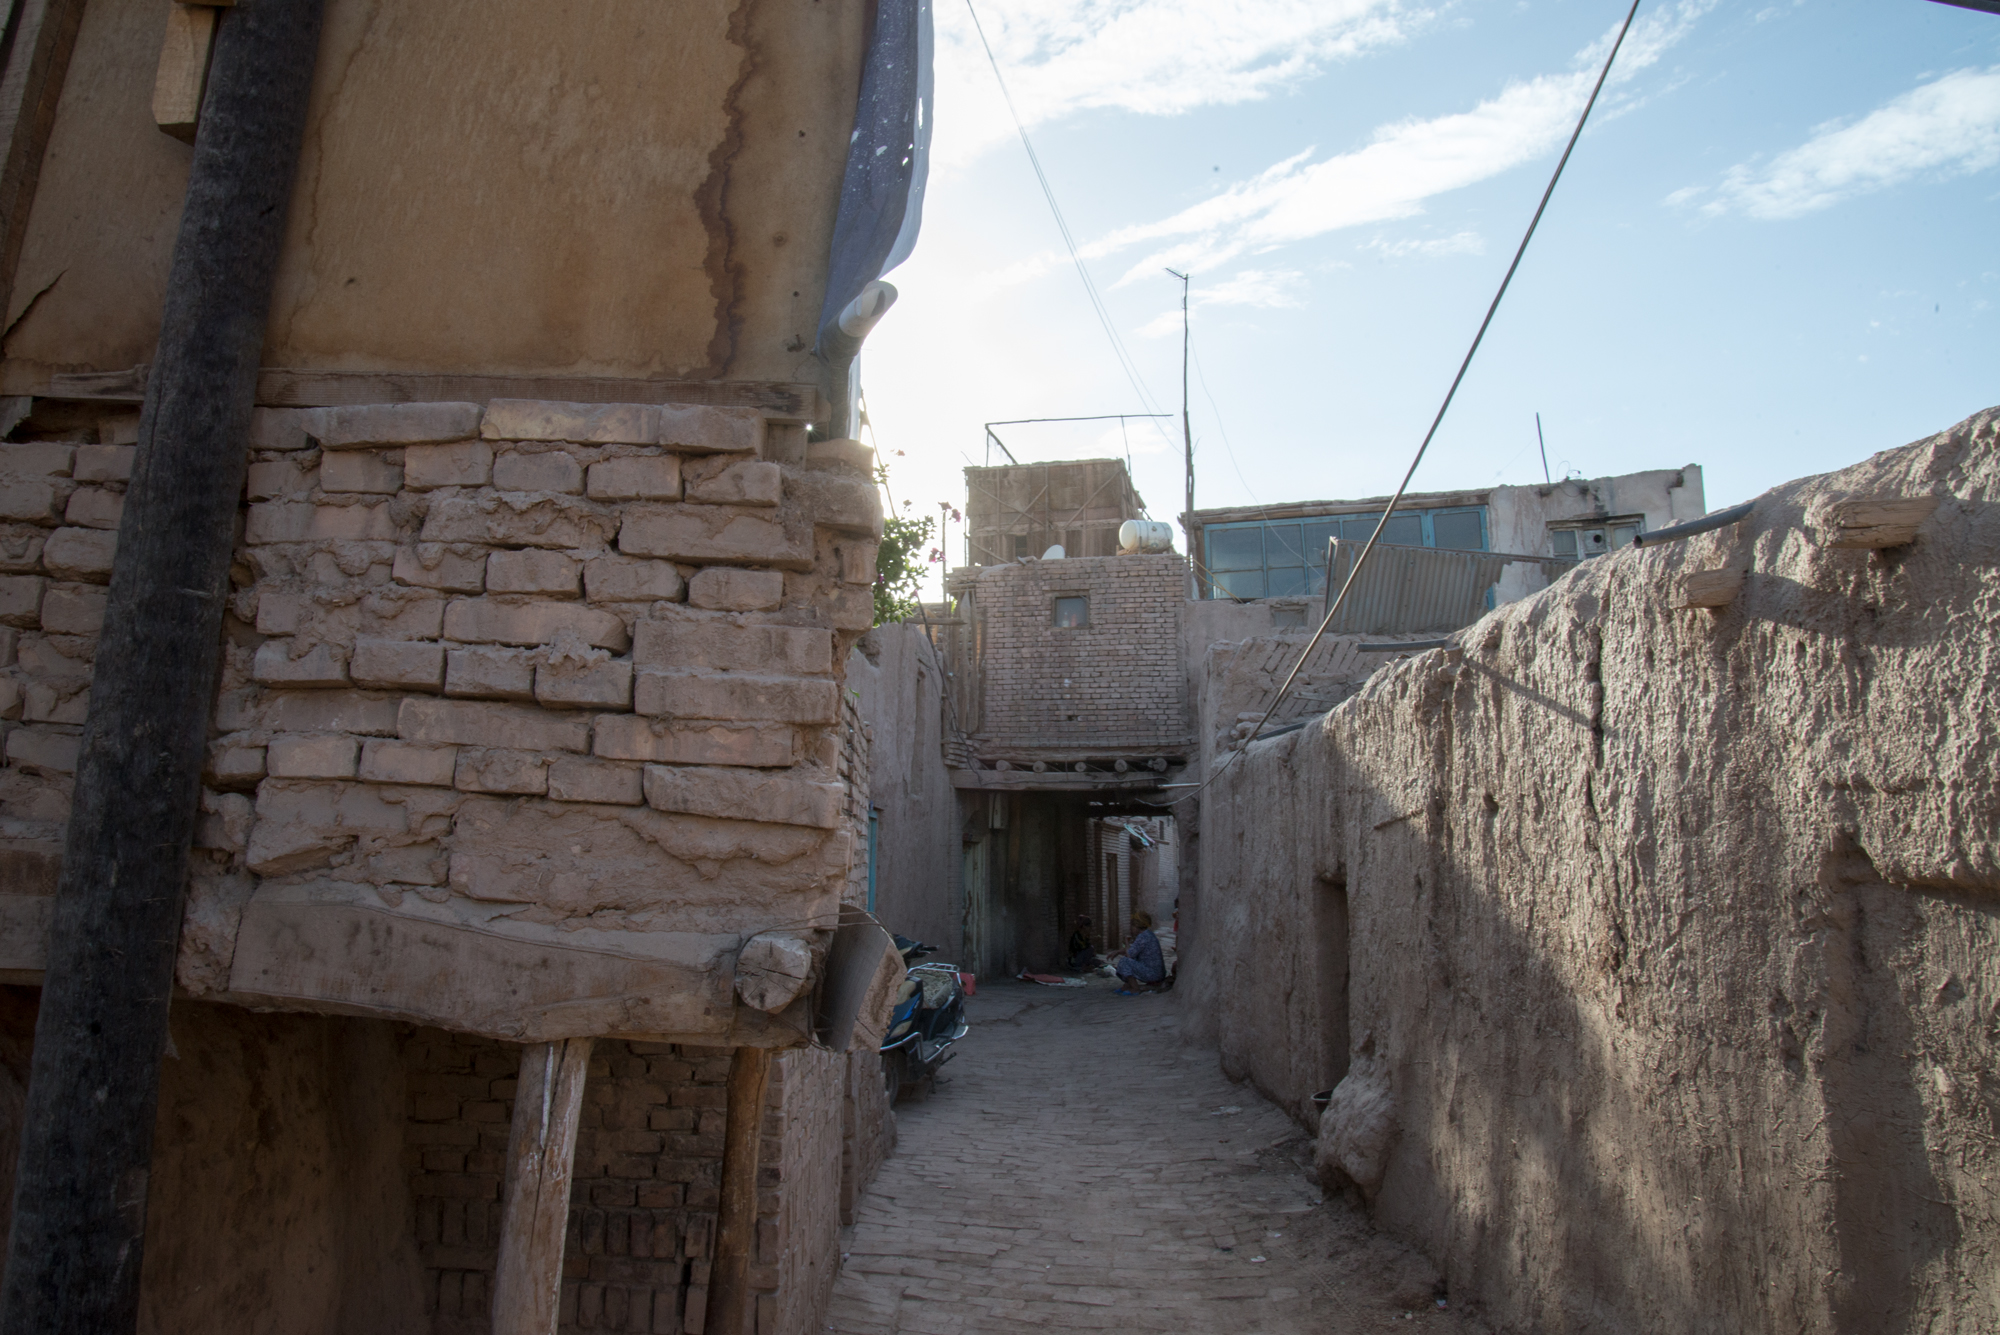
[1190,335,1257,504]
[961,0,1174,450]
[1148,0,1647,808]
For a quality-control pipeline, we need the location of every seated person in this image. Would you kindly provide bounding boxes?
[1109,912,1166,994]
[1066,915,1099,971]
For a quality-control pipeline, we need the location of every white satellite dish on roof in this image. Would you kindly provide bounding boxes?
[1041,544,1066,560]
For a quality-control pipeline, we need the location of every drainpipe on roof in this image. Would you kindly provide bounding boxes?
[814,0,932,438]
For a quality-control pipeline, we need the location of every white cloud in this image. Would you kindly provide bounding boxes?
[1072,0,1713,281]
[934,0,1428,168]
[1682,67,2000,219]
[1363,229,1485,258]
[1137,267,1307,336]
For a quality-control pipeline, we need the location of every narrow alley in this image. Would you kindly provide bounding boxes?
[826,982,1489,1334]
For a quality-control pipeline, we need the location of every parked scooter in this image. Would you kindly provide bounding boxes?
[879,934,969,1103]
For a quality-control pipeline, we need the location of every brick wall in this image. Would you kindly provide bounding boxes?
[0,399,882,1042]
[961,553,1189,757]
[402,1028,871,1335]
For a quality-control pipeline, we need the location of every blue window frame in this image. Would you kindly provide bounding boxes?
[1201,506,1487,598]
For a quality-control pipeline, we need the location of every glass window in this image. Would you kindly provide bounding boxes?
[1609,523,1641,550]
[1549,529,1577,558]
[1213,569,1264,599]
[1207,526,1264,572]
[1202,505,1489,595]
[1383,514,1423,546]
[1432,509,1485,550]
[1263,522,1303,567]
[1302,519,1337,566]
[1053,596,1088,628]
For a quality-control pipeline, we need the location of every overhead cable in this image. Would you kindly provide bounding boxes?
[1147,0,1647,808]
[961,0,1175,449]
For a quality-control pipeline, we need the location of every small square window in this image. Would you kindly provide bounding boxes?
[1054,596,1088,628]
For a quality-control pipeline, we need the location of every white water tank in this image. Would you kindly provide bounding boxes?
[1118,520,1176,554]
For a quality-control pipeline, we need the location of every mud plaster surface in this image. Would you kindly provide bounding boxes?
[1185,408,2000,1334]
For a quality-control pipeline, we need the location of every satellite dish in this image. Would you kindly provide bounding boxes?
[1041,544,1066,560]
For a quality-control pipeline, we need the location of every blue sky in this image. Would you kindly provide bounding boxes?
[859,0,2000,589]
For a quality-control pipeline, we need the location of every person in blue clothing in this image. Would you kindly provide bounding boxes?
[1111,911,1165,995]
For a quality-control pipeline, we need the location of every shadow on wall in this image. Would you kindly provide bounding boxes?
[1180,408,2000,1334]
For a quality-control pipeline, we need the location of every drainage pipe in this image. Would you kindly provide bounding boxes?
[1630,500,1755,548]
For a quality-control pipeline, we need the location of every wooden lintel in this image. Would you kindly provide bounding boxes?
[36,366,825,420]
[950,769,1179,793]
[1812,495,1942,550]
[492,1037,593,1335]
[255,369,823,420]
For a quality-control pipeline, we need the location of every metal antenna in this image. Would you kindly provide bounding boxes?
[1536,412,1551,484]
[1167,268,1194,598]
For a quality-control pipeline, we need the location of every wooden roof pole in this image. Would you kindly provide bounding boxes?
[0,3,325,1330]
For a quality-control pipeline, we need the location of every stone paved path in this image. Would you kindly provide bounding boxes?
[824,980,1491,1333]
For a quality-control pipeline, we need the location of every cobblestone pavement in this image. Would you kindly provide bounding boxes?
[825,980,1490,1334]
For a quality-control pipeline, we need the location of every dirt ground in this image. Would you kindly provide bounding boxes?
[825,979,1493,1333]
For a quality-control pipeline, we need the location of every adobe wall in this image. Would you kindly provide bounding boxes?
[2,0,863,391]
[847,625,960,957]
[0,397,882,1044]
[1185,408,2000,1332]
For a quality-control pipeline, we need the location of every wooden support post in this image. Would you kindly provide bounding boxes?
[0,4,323,1332]
[493,1038,594,1335]
[705,1047,773,1335]
[0,0,91,327]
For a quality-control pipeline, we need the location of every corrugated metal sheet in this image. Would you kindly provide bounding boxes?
[1319,539,1576,635]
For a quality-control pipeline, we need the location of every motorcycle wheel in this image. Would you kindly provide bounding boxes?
[881,1050,903,1104]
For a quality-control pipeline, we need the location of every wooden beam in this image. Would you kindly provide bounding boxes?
[492,1038,593,1335]
[705,1047,773,1335]
[254,369,823,421]
[40,366,825,420]
[0,4,325,1329]
[152,4,218,144]
[1812,495,1941,550]
[0,0,90,331]
[1672,568,1745,609]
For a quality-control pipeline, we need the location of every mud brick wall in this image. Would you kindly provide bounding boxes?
[963,552,1189,757]
[404,1029,866,1335]
[1185,409,2000,1334]
[836,683,870,910]
[0,398,884,1040]
[750,1048,847,1335]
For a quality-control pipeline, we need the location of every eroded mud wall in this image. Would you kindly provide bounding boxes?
[1189,408,2000,1333]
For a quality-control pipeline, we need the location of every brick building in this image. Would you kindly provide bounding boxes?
[961,458,1145,565]
[909,546,1191,979]
[0,2,927,1331]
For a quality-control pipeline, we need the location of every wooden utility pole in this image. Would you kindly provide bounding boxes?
[0,3,324,1331]
[704,1047,773,1335]
[1166,268,1194,597]
[493,1039,595,1335]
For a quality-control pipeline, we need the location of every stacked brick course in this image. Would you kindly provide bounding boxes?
[957,553,1190,760]
[402,1028,862,1335]
[0,399,883,1043]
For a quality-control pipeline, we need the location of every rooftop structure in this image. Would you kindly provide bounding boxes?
[962,458,1146,565]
